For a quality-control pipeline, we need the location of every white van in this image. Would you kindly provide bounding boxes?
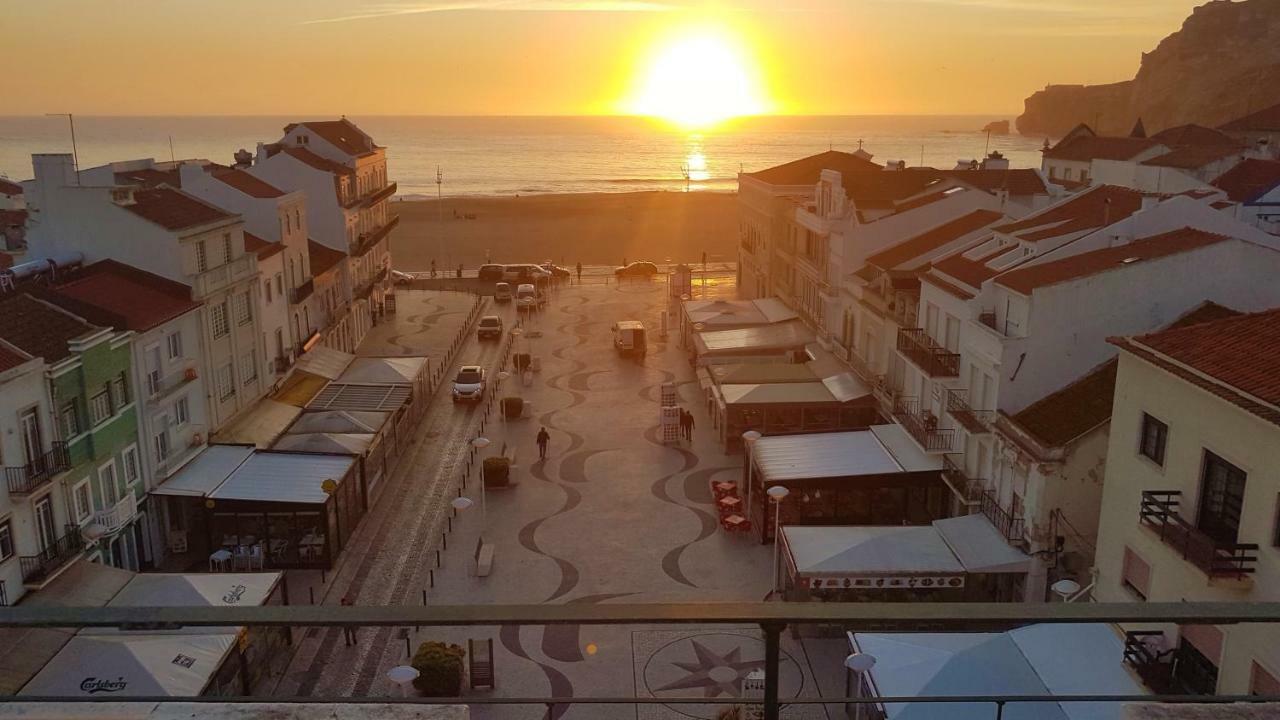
[612,320,646,355]
[494,282,512,303]
[516,283,537,310]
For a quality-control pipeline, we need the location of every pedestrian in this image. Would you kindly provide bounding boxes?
[340,595,357,646]
[457,263,463,278]
[536,426,550,460]
[685,409,696,440]
[678,409,690,441]
[430,259,437,278]
[575,262,582,282]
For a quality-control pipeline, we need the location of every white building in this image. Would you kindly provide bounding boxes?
[249,120,397,352]
[1096,307,1280,697]
[22,155,268,431]
[1211,158,1280,234]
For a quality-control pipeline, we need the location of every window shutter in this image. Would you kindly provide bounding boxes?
[1180,624,1224,665]
[1122,546,1151,598]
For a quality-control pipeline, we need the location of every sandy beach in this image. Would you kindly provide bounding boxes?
[388,191,738,271]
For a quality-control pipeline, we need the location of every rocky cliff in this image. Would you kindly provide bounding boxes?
[1017,0,1280,138]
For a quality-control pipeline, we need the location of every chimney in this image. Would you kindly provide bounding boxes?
[31,154,78,189]
[233,148,253,169]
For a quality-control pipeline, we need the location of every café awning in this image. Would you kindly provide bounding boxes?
[149,445,254,498]
[209,452,357,505]
[273,432,374,456]
[293,346,355,380]
[307,383,412,412]
[783,525,965,592]
[751,426,937,483]
[286,410,389,435]
[20,633,237,698]
[720,382,835,405]
[934,514,1032,574]
[337,356,428,385]
[693,320,813,359]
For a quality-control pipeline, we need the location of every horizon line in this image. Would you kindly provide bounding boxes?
[0,112,1025,120]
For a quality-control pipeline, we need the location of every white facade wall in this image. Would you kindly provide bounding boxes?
[1094,351,1280,695]
[254,250,290,377]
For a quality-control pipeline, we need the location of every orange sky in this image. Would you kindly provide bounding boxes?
[8,0,1204,116]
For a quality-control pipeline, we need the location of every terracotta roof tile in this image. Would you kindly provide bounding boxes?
[1011,359,1118,447]
[281,147,355,176]
[1043,136,1162,162]
[932,243,1019,288]
[1219,102,1280,132]
[993,185,1146,242]
[940,168,1048,196]
[0,294,98,364]
[994,227,1233,295]
[243,231,285,260]
[51,260,200,332]
[745,150,881,186]
[286,120,375,157]
[921,272,975,300]
[308,239,346,275]
[214,168,285,198]
[1150,124,1240,147]
[123,187,235,231]
[0,179,21,197]
[1211,159,1280,203]
[0,341,31,372]
[866,210,1005,271]
[1141,145,1245,170]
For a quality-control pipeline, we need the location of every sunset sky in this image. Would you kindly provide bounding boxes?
[9,0,1204,118]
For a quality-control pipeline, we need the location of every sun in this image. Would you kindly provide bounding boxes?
[625,28,769,129]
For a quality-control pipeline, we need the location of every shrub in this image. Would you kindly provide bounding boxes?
[501,396,524,418]
[483,456,511,487]
[411,640,466,696]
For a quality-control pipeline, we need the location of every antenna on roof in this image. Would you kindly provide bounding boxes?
[45,113,80,185]
[168,136,176,164]
[984,129,991,157]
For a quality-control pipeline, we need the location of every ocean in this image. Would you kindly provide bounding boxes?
[0,115,1046,198]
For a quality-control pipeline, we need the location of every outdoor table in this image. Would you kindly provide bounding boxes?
[717,495,742,509]
[713,481,738,497]
[209,549,232,571]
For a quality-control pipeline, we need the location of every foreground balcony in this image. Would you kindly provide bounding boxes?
[1139,490,1258,579]
[897,327,960,377]
[4,441,70,496]
[892,396,955,453]
[20,524,84,586]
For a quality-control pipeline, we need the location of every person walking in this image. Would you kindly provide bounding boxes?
[678,410,691,442]
[575,262,582,283]
[430,259,437,278]
[536,426,551,460]
[340,595,357,646]
[685,409,696,441]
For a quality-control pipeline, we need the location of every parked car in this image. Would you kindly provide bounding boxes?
[516,283,538,311]
[615,261,659,278]
[452,365,486,403]
[540,263,571,278]
[503,264,552,282]
[477,315,503,340]
[390,269,414,285]
[494,282,512,303]
[478,264,505,281]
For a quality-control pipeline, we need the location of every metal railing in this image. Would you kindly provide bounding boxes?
[18,524,83,584]
[5,603,1280,718]
[892,396,955,452]
[942,454,984,504]
[146,362,197,402]
[93,493,138,535]
[1139,491,1258,579]
[1123,630,1175,694]
[352,216,400,257]
[4,441,70,495]
[897,328,960,377]
[981,489,1026,542]
[946,387,992,433]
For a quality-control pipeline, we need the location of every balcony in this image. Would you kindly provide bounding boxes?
[354,266,389,300]
[897,328,960,377]
[192,254,256,299]
[978,310,1023,338]
[892,396,955,453]
[980,489,1026,543]
[5,441,71,496]
[1123,630,1175,694]
[1139,491,1258,579]
[155,424,207,477]
[19,524,84,586]
[946,388,992,434]
[352,215,400,257]
[290,278,315,305]
[92,492,139,535]
[942,455,984,506]
[146,362,198,404]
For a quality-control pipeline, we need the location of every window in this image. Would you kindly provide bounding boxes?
[195,241,207,272]
[166,331,183,360]
[235,292,253,325]
[241,351,257,385]
[1198,451,1247,544]
[99,461,118,505]
[1139,413,1168,465]
[72,480,92,522]
[89,391,112,426]
[0,519,12,563]
[211,302,229,338]
[174,396,189,426]
[275,273,284,296]
[222,233,233,264]
[112,372,129,409]
[153,429,171,464]
[217,364,235,401]
[264,280,273,304]
[122,445,140,487]
[1121,546,1151,600]
[294,210,300,229]
[61,401,80,438]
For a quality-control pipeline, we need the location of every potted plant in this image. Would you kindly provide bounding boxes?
[502,396,524,419]
[410,640,466,696]
[483,456,511,488]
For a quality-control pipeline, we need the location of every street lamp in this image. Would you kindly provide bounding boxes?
[844,652,877,720]
[767,485,789,596]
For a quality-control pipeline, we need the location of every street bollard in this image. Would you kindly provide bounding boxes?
[442,533,448,550]
[436,549,441,567]
[309,587,315,605]
[405,635,412,659]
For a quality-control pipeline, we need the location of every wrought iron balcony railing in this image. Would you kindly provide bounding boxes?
[19,524,84,585]
[942,454,984,505]
[1139,491,1258,579]
[4,441,70,495]
[946,388,992,434]
[1123,630,1176,694]
[892,396,955,452]
[981,489,1026,543]
[897,328,960,377]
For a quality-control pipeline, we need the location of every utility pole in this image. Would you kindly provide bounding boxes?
[46,113,80,185]
[436,166,444,267]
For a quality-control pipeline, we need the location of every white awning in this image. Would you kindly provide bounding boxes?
[20,633,236,698]
[293,345,355,380]
[822,372,872,403]
[720,382,835,405]
[870,424,944,472]
[693,320,813,357]
[210,399,303,448]
[274,432,374,456]
[286,410,389,435]
[751,428,909,482]
[150,445,254,498]
[209,451,356,504]
[337,356,428,385]
[784,526,964,592]
[934,513,1032,574]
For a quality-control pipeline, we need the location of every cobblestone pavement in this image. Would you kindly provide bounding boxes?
[274,281,830,720]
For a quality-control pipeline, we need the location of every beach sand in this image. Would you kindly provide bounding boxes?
[389,190,738,271]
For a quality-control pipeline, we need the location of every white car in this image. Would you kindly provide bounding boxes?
[451,365,486,403]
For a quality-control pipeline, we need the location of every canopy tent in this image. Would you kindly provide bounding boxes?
[823,372,872,403]
[869,424,944,472]
[285,410,389,435]
[337,356,428,386]
[273,432,375,456]
[273,371,331,409]
[709,363,819,385]
[849,623,1145,720]
[692,320,813,361]
[682,298,798,329]
[92,573,283,632]
[209,452,356,504]
[751,427,937,484]
[293,346,355,380]
[149,445,254,498]
[19,633,237,698]
[720,382,836,405]
[209,399,302,449]
[782,526,965,592]
[307,383,412,412]
[934,514,1032,574]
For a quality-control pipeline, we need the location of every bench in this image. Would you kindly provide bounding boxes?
[474,537,495,577]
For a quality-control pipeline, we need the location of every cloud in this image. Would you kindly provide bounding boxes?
[303,0,686,24]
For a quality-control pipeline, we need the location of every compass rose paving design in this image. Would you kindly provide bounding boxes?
[634,629,825,720]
